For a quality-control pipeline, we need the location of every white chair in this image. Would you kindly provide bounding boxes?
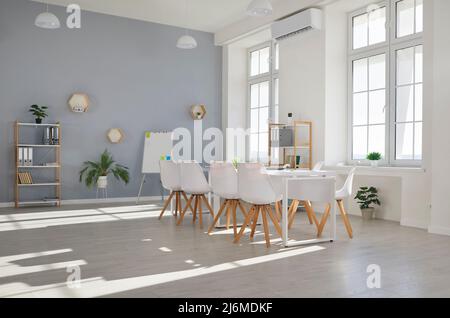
[159,160,193,220]
[207,162,248,236]
[287,160,325,228]
[317,167,356,239]
[177,161,215,228]
[234,163,282,248]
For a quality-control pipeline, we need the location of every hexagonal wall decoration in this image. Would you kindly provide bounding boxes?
[68,93,90,113]
[190,104,206,120]
[107,128,125,144]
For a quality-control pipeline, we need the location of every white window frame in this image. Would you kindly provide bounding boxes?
[348,0,423,167]
[247,41,279,163]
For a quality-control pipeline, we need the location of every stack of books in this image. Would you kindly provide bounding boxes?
[18,172,33,184]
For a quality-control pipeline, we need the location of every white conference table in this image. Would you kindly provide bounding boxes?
[265,169,337,248]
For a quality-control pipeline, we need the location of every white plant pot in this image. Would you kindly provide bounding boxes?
[370,160,379,167]
[361,208,375,220]
[97,176,108,189]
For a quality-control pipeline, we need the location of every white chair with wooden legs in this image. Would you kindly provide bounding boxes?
[177,161,215,228]
[233,163,282,248]
[158,160,193,220]
[207,162,248,237]
[317,167,356,239]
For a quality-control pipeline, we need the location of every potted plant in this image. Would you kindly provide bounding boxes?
[79,149,130,190]
[29,105,48,124]
[354,186,381,220]
[366,152,382,167]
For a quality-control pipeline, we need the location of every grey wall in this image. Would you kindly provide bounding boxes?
[0,0,222,202]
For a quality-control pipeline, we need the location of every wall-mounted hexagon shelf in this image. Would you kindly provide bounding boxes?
[68,93,90,113]
[107,128,125,144]
[190,104,206,120]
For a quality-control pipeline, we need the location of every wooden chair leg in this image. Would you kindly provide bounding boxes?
[337,200,353,239]
[226,201,231,229]
[232,200,238,237]
[237,201,248,218]
[175,192,180,217]
[177,195,194,225]
[249,206,260,241]
[159,191,175,220]
[275,201,282,221]
[265,205,282,236]
[234,206,256,244]
[288,200,300,229]
[198,196,203,228]
[181,191,195,213]
[201,195,215,219]
[317,204,331,237]
[261,207,271,248]
[192,196,198,223]
[304,200,319,228]
[207,199,228,234]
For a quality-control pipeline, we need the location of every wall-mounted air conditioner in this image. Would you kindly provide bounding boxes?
[271,8,323,41]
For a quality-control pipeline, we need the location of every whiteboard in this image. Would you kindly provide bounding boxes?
[141,132,173,174]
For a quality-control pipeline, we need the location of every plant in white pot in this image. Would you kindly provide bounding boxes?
[354,186,381,220]
[79,149,129,190]
[366,152,382,167]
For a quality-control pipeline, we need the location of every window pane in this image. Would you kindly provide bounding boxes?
[259,81,269,107]
[396,85,414,122]
[397,47,414,86]
[369,90,386,125]
[250,109,259,133]
[259,47,270,74]
[259,133,269,162]
[368,125,385,157]
[250,51,259,76]
[273,106,279,123]
[250,84,259,108]
[397,0,415,38]
[259,107,269,133]
[415,45,423,83]
[415,84,423,121]
[416,0,423,33]
[275,43,279,70]
[414,122,422,160]
[396,123,414,160]
[369,54,386,90]
[274,78,279,105]
[353,58,368,92]
[369,7,386,45]
[353,13,368,49]
[353,92,368,126]
[353,126,368,160]
[249,134,258,162]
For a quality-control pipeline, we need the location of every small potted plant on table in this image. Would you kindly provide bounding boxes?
[29,105,48,124]
[354,186,381,220]
[366,152,382,167]
[79,150,130,194]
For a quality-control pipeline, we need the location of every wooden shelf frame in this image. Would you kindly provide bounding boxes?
[14,121,62,208]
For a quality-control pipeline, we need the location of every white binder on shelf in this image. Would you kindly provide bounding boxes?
[28,147,33,166]
[18,147,24,166]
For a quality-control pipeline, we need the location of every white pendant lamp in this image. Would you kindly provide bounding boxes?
[35,3,60,29]
[246,0,273,17]
[177,0,197,49]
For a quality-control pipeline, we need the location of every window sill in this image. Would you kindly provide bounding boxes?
[326,164,426,177]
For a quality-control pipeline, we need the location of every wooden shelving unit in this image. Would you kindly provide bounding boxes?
[269,121,312,170]
[14,121,62,208]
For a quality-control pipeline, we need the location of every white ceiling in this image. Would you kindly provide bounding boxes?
[30,0,280,33]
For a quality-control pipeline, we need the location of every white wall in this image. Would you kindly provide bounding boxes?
[278,30,326,165]
[429,0,450,235]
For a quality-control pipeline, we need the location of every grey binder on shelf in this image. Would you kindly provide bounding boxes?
[272,127,294,148]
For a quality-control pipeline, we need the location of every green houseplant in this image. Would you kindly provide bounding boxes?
[354,186,381,220]
[79,150,129,189]
[366,152,382,167]
[29,105,48,124]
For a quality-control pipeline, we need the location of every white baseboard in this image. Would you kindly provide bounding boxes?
[428,225,450,236]
[0,196,167,208]
[400,218,428,230]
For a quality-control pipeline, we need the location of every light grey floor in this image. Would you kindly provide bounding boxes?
[0,201,450,298]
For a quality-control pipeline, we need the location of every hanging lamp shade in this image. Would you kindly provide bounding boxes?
[246,0,273,17]
[176,34,198,49]
[35,11,60,29]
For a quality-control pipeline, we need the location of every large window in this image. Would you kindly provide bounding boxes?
[248,42,279,163]
[349,0,423,165]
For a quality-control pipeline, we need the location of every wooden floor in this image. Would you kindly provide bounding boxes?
[0,201,450,298]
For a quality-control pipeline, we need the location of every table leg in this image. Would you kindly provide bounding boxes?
[282,179,289,246]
